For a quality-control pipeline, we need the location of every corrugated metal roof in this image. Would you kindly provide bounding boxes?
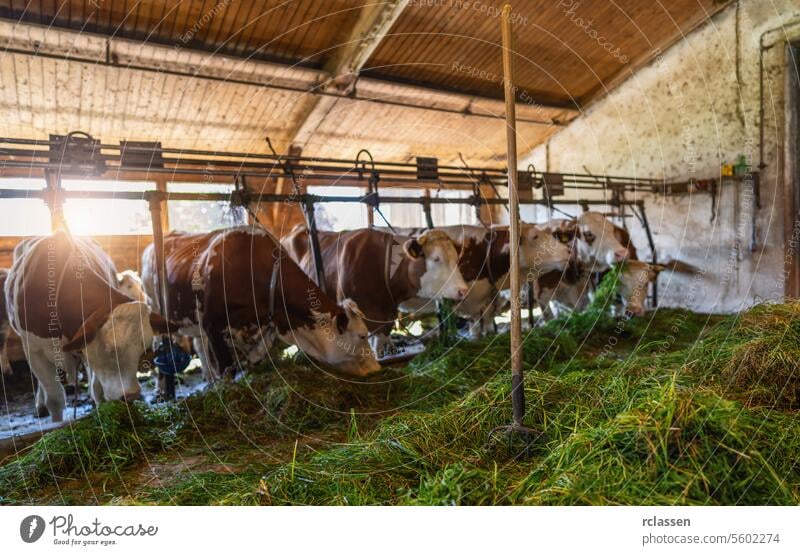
[365,0,724,105]
[0,0,368,67]
[0,0,729,162]
[0,51,316,152]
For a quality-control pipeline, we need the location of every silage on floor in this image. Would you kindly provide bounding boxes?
[2,297,800,505]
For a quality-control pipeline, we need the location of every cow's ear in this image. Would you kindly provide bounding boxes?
[61,308,111,352]
[403,238,424,259]
[149,312,171,334]
[335,311,349,334]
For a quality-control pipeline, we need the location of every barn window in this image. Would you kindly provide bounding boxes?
[0,178,51,236]
[167,182,247,232]
[431,189,479,227]
[62,180,152,235]
[306,186,369,231]
[521,201,583,224]
[381,187,478,227]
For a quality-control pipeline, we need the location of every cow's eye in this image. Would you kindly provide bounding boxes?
[433,256,441,263]
[584,231,595,241]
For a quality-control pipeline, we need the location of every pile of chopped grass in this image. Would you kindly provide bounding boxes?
[260,352,800,505]
[0,402,183,504]
[131,470,265,505]
[2,326,574,504]
[258,303,800,505]
[3,302,800,505]
[688,302,800,408]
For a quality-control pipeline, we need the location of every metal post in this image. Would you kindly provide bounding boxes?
[422,190,434,230]
[303,196,327,294]
[148,191,175,400]
[501,5,525,430]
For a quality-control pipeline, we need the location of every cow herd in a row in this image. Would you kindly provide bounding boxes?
[0,211,665,423]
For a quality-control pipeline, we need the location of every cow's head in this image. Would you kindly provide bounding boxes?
[576,212,630,270]
[287,299,380,377]
[61,301,170,402]
[404,230,468,300]
[618,261,664,317]
[518,224,572,278]
[117,270,149,303]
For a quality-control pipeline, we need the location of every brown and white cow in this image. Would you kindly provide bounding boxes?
[534,263,592,319]
[396,224,572,337]
[536,214,662,318]
[616,260,665,316]
[141,226,379,379]
[4,232,171,422]
[1,267,154,412]
[536,260,664,318]
[281,226,468,356]
[542,212,630,272]
[1,268,149,370]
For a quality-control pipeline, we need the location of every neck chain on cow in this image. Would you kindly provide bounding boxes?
[267,254,281,332]
[483,233,496,285]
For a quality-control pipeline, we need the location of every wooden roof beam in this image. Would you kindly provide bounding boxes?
[289,0,408,149]
[325,1,409,94]
[0,18,574,148]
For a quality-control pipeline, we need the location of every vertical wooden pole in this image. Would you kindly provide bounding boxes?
[154,176,169,232]
[148,193,168,317]
[501,4,525,428]
[148,190,175,400]
[45,169,66,232]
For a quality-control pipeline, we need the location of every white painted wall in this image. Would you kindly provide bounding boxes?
[521,0,800,313]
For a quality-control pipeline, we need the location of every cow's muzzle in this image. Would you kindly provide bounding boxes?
[626,306,645,318]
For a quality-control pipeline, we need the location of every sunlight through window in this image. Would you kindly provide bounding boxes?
[306,186,368,231]
[167,182,246,232]
[62,180,152,235]
[0,179,51,236]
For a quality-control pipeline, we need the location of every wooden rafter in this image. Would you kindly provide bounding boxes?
[0,19,571,137]
[288,0,409,150]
